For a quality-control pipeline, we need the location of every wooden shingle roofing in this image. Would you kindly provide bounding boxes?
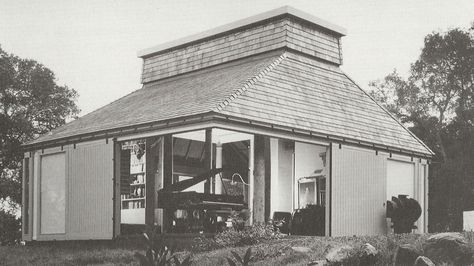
[27,49,432,156]
[26,51,282,145]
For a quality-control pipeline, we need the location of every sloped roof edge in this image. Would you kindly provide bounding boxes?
[341,72,434,156]
[215,52,288,112]
[24,48,433,158]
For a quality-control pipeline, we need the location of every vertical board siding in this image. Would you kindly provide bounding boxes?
[331,144,387,236]
[68,140,113,239]
[141,17,342,83]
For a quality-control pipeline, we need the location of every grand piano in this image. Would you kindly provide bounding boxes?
[157,168,248,233]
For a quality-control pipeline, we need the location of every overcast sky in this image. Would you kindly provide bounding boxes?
[1,0,473,115]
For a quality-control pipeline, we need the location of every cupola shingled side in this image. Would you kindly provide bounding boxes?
[139,6,346,84]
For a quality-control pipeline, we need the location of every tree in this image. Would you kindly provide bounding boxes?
[0,45,79,243]
[370,25,474,231]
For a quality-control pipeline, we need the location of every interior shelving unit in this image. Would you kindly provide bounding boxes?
[121,141,146,224]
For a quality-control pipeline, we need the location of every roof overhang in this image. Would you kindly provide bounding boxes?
[137,6,347,58]
[23,112,433,159]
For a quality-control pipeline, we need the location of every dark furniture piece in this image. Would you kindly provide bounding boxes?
[157,168,247,233]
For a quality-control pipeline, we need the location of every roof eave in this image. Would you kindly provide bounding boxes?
[341,72,435,156]
[22,112,432,158]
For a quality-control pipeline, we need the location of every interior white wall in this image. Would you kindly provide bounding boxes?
[294,142,327,209]
[270,139,294,215]
[173,128,252,144]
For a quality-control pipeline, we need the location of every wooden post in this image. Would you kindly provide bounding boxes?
[162,134,173,232]
[145,137,159,226]
[264,138,271,221]
[253,135,270,223]
[203,129,213,194]
[215,142,223,194]
[113,140,121,237]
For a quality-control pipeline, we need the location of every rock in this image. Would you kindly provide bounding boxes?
[325,245,354,264]
[423,232,473,265]
[413,256,435,266]
[393,244,420,266]
[358,243,378,265]
[292,246,311,253]
[307,259,327,266]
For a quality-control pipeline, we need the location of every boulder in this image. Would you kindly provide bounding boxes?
[393,244,420,266]
[307,260,327,266]
[358,243,378,265]
[325,245,354,265]
[413,256,435,266]
[423,232,473,265]
[292,246,311,253]
[325,243,377,266]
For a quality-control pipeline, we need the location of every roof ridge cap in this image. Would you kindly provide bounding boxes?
[341,72,434,156]
[214,52,287,113]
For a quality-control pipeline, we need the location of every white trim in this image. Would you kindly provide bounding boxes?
[213,123,330,147]
[116,122,216,141]
[137,6,346,58]
[115,121,331,147]
[32,152,40,240]
[38,151,67,236]
[248,136,254,224]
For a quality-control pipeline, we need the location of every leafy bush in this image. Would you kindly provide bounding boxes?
[214,223,280,247]
[191,235,221,252]
[0,209,21,245]
[227,247,253,266]
[134,227,191,266]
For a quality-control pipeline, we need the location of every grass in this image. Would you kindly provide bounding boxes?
[0,245,137,265]
[1,232,473,265]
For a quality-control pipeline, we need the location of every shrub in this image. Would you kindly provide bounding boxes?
[134,226,191,266]
[0,209,21,245]
[214,223,280,247]
[227,247,253,266]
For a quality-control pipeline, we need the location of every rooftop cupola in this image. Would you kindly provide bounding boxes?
[138,6,346,84]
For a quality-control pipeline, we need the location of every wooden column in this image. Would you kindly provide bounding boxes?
[145,137,159,226]
[113,140,121,237]
[264,138,271,221]
[253,135,271,223]
[215,142,223,194]
[203,129,213,194]
[162,134,173,232]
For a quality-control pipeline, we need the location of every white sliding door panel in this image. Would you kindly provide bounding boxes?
[40,153,66,234]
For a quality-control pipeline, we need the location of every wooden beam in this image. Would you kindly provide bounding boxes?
[264,137,271,222]
[203,129,213,194]
[253,135,270,223]
[162,134,173,232]
[113,140,121,237]
[145,137,159,226]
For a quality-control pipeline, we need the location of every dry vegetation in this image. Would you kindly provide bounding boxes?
[1,232,474,265]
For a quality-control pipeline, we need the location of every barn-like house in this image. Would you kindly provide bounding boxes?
[22,6,432,241]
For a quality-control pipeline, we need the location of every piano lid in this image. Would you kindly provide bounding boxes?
[159,168,224,192]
